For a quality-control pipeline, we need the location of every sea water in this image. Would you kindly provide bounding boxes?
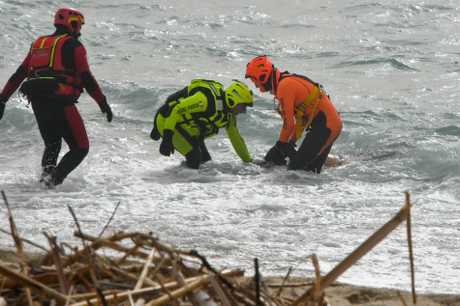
[0,0,459,294]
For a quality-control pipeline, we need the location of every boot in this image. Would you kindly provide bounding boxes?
[40,166,62,188]
[39,165,55,183]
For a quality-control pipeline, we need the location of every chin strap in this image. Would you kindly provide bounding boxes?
[263,69,274,92]
[271,66,278,93]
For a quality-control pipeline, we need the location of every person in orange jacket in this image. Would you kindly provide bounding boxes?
[245,55,342,173]
[0,8,113,187]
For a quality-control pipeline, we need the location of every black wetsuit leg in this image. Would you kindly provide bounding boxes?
[32,99,63,170]
[198,140,211,164]
[185,139,211,169]
[185,147,201,169]
[288,111,331,172]
[53,104,89,184]
[32,99,89,185]
[305,144,332,174]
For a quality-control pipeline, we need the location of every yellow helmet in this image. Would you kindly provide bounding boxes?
[225,80,254,109]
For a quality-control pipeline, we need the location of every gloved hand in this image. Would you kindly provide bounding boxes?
[0,94,7,120]
[159,129,174,156]
[150,123,161,141]
[275,141,296,159]
[99,97,113,122]
[264,144,287,166]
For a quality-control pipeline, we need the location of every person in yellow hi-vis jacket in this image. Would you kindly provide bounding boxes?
[245,55,342,173]
[150,79,253,169]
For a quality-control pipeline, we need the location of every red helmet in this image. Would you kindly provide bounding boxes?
[245,55,274,91]
[54,8,85,35]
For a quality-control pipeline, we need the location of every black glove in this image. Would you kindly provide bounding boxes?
[99,97,113,122]
[150,127,161,141]
[159,129,174,156]
[0,94,7,120]
[264,144,287,166]
[275,141,297,159]
[150,123,161,141]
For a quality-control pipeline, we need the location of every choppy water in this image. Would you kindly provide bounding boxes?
[1,0,459,294]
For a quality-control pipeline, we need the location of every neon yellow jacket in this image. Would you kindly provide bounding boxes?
[162,79,252,162]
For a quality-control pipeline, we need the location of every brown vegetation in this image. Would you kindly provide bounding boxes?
[1,191,459,306]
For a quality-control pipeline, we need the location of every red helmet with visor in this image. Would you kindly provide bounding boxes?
[245,55,274,92]
[54,8,85,35]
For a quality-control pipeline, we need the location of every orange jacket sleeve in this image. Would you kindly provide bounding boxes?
[276,79,303,142]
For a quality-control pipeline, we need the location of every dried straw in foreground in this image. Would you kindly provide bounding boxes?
[0,190,416,306]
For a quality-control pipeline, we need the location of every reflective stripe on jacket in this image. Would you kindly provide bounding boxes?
[27,34,82,96]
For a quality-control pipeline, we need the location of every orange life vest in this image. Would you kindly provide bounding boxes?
[277,73,324,140]
[27,34,82,97]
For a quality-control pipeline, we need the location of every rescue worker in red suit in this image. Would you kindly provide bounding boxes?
[245,55,342,173]
[0,8,113,187]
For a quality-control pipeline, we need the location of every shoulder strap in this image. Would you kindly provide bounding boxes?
[280,71,322,88]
